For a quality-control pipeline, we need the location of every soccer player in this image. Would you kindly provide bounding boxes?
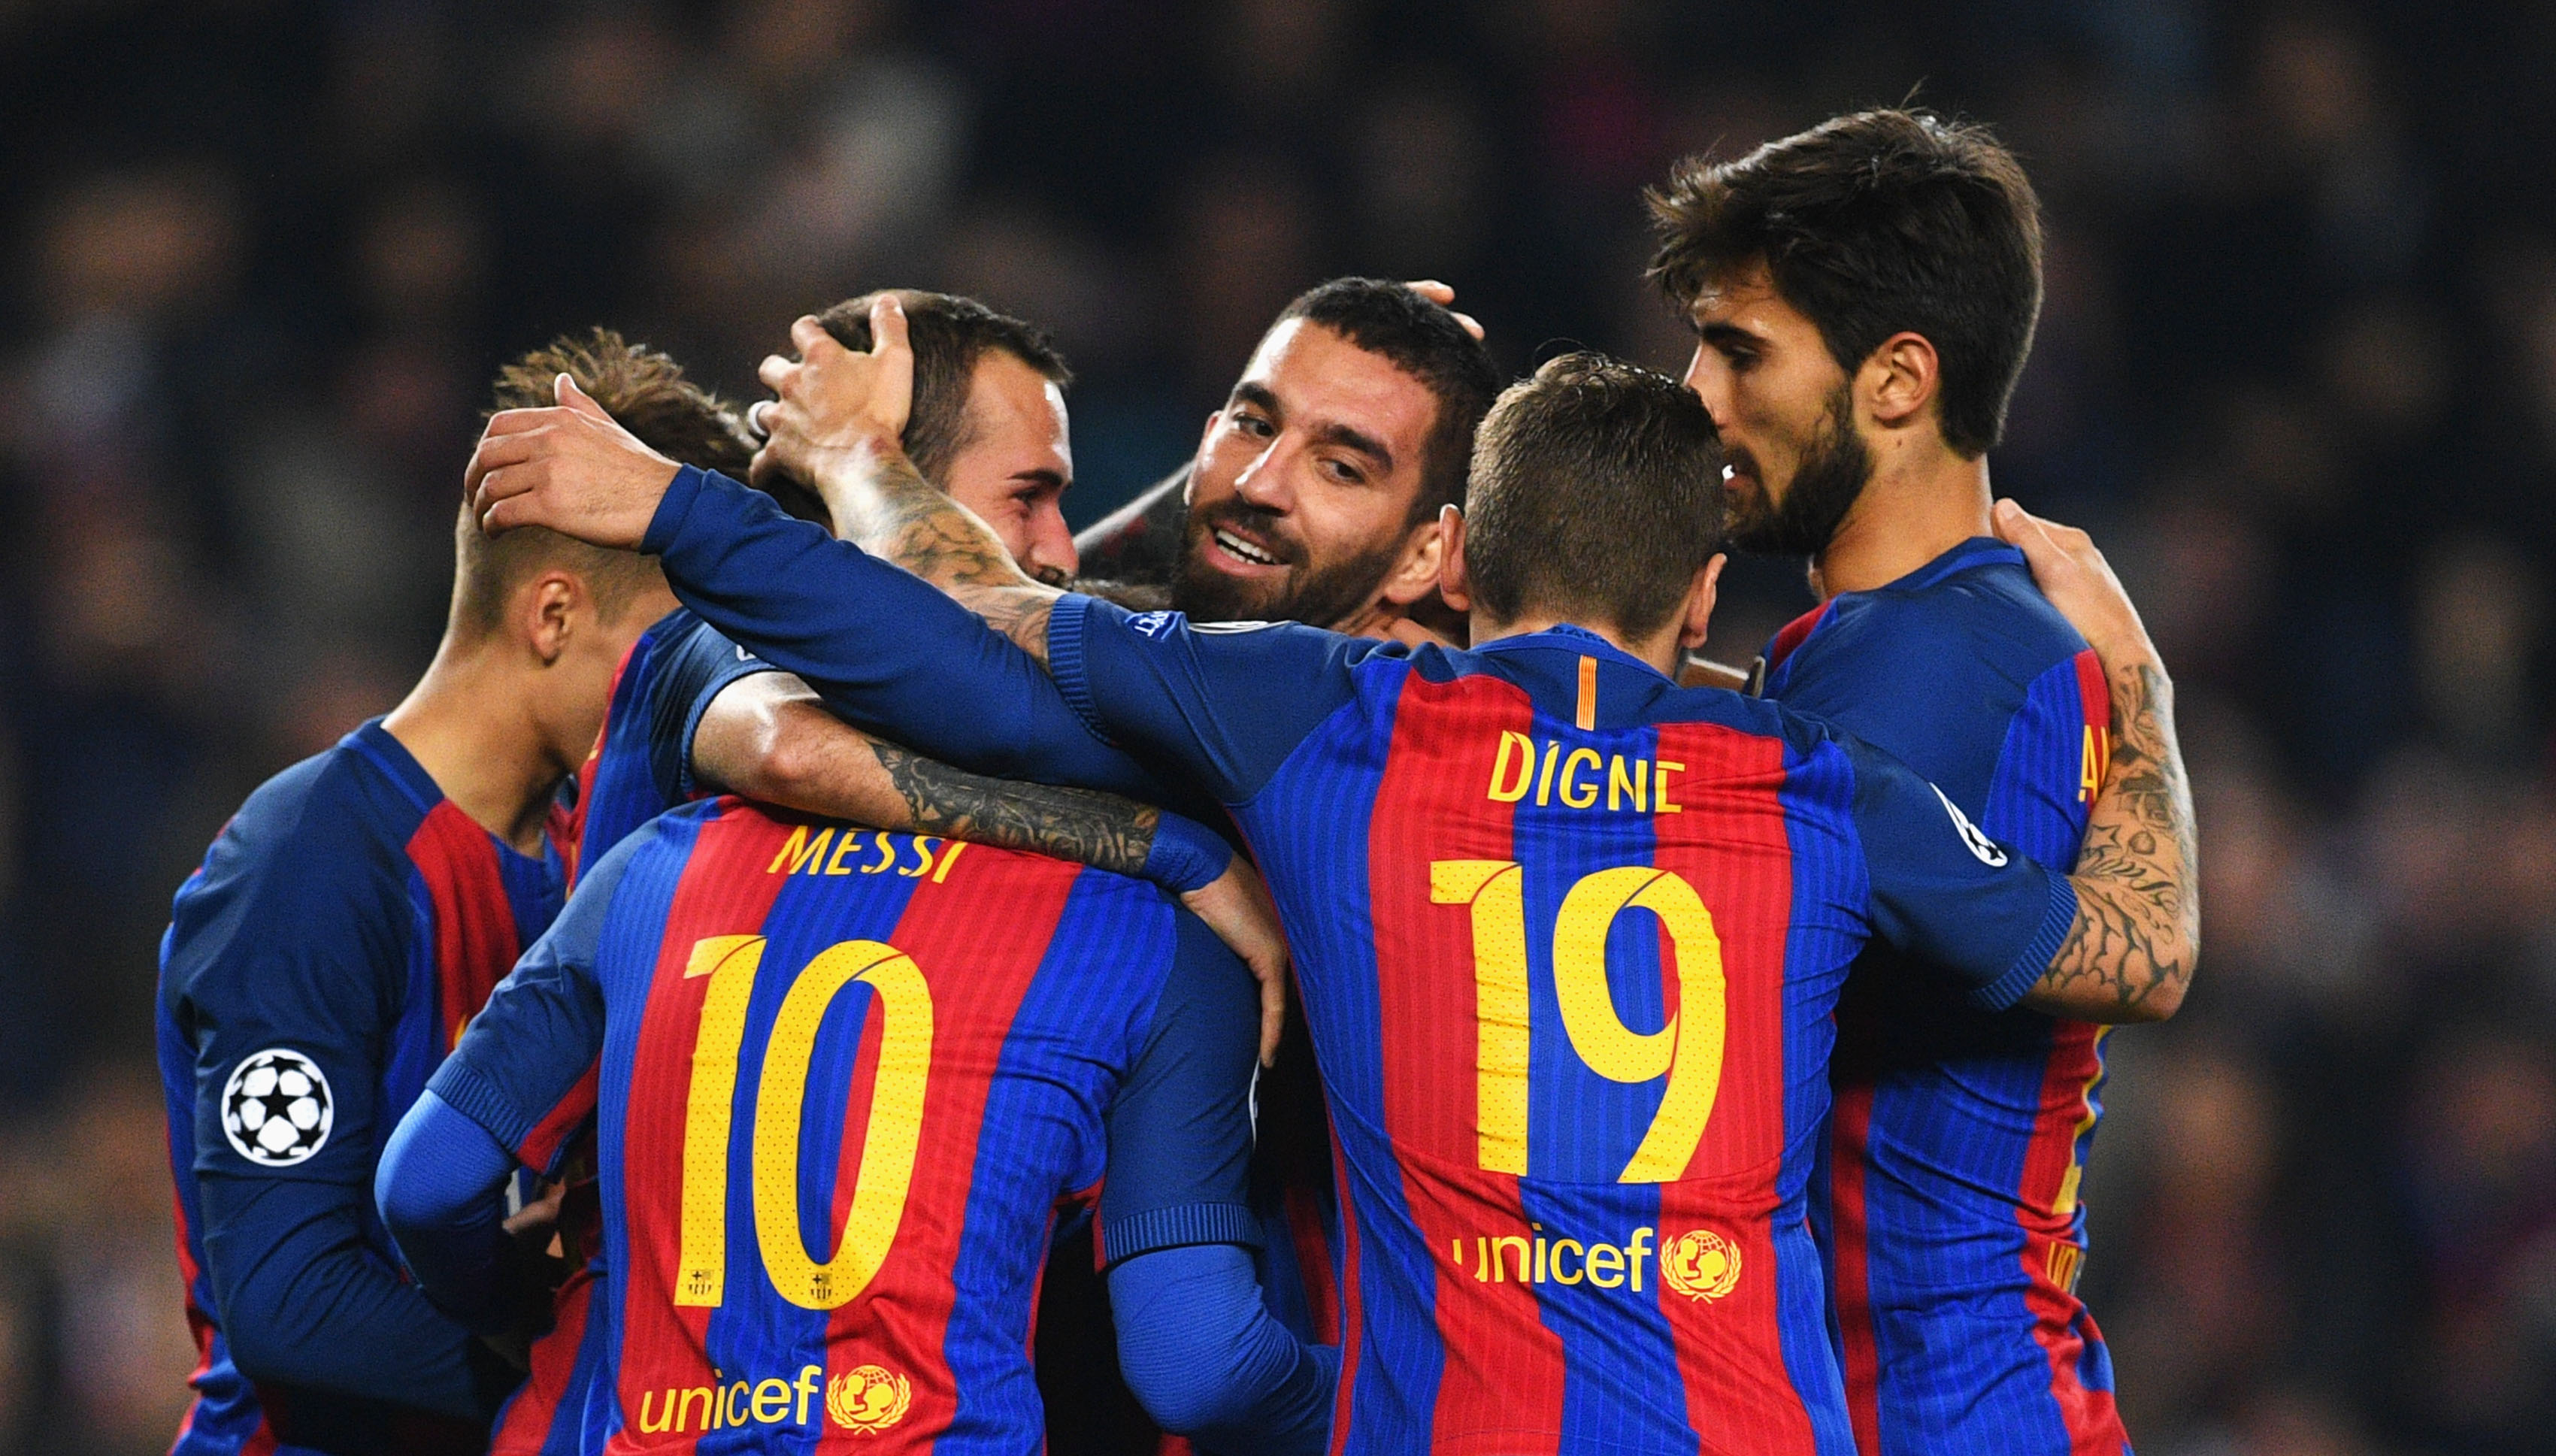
[376,802,1332,1454]
[765,280,1500,649]
[464,348,2197,1453]
[488,323,1276,1456]
[153,355,683,1453]
[753,277,1504,1413]
[1651,109,2158,1453]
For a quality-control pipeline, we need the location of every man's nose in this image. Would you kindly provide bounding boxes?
[1682,346,1732,428]
[1025,504,1079,583]
[1231,435,1297,513]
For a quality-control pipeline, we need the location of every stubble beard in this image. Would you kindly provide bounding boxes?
[1171,505,1408,629]
[1728,384,1874,558]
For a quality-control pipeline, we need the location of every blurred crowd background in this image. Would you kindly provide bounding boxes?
[1,1,2551,1452]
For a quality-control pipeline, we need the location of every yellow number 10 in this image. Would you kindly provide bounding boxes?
[674,934,934,1310]
[1430,861,1727,1183]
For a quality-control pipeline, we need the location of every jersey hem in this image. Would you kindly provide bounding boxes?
[1972,871,2079,1012]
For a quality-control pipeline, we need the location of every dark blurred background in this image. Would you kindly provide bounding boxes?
[1,2,2551,1452]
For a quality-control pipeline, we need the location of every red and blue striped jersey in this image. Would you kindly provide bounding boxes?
[156,719,564,1456]
[1761,539,2127,1455]
[429,798,1264,1454]
[1038,601,2079,1456]
[507,607,777,1456]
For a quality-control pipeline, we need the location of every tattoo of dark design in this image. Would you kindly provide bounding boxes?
[868,737,1155,878]
[825,450,1064,664]
[2040,662,2200,1019]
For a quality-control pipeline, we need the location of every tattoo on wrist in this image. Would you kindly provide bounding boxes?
[828,450,1061,664]
[2044,662,2199,1016]
[870,738,1152,877]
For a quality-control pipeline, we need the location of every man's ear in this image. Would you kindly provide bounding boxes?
[1434,504,1472,613]
[1861,331,1940,432]
[1677,553,1726,652]
[1379,510,1450,607]
[522,572,586,665]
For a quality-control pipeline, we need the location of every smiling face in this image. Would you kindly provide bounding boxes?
[1174,319,1442,627]
[1679,262,1875,555]
[938,350,1077,586]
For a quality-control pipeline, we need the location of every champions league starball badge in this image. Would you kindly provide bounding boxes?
[220,1048,335,1167]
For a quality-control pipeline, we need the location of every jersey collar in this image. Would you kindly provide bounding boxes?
[1471,622,1676,685]
[1867,535,2024,595]
[346,717,444,817]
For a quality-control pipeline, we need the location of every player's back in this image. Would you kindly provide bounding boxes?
[1763,537,2126,1454]
[552,801,1206,1452]
[157,721,561,1455]
[1232,627,1952,1456]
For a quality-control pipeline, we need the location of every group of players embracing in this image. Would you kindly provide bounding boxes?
[156,104,2197,1456]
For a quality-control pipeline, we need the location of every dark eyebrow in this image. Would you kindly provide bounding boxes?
[1230,379,1393,474]
[1311,421,1394,476]
[1230,380,1283,416]
[1699,320,1762,352]
[1012,468,1068,493]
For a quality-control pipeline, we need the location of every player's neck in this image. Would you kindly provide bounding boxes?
[1470,612,1682,677]
[382,641,569,857]
[1809,444,1992,601]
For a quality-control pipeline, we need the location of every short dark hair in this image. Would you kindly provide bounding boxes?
[814,289,1072,488]
[459,328,750,636]
[1275,278,1502,524]
[1462,352,1725,640]
[1647,108,2043,457]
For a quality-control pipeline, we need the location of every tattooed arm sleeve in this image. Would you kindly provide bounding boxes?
[807,443,1067,664]
[691,670,1231,891]
[2023,658,2199,1023]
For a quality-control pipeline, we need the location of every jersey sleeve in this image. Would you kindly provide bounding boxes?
[167,819,500,1416]
[173,859,403,1190]
[1098,909,1264,1268]
[425,828,640,1176]
[1046,594,1377,805]
[1843,736,2080,1013]
[641,465,1174,803]
[645,621,780,802]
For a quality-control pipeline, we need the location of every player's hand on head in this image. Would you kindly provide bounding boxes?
[469,374,680,549]
[1404,280,1485,341]
[1993,499,2158,672]
[749,297,916,489]
[1179,857,1291,1067]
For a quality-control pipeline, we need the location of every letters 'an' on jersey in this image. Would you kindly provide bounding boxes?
[1764,539,2127,1455]
[432,798,1261,1454]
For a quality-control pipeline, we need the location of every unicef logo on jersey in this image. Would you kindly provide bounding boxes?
[220,1049,334,1167]
[1931,784,2008,867]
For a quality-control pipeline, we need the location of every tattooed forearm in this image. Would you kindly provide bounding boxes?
[2029,661,2200,1023]
[868,737,1155,877]
[817,448,1065,664]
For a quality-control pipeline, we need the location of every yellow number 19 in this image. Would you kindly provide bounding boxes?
[1430,861,1727,1183]
[674,934,934,1310]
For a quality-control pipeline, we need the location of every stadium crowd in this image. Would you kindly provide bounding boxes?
[0,2,2551,1454]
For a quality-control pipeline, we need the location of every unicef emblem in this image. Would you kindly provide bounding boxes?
[220,1049,334,1167]
[826,1365,911,1433]
[1659,1228,1743,1302]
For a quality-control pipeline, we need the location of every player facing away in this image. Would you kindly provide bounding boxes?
[465,350,2197,1454]
[374,802,1332,1454]
[492,325,1270,1456]
[1653,109,2164,1454]
[153,359,683,1451]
